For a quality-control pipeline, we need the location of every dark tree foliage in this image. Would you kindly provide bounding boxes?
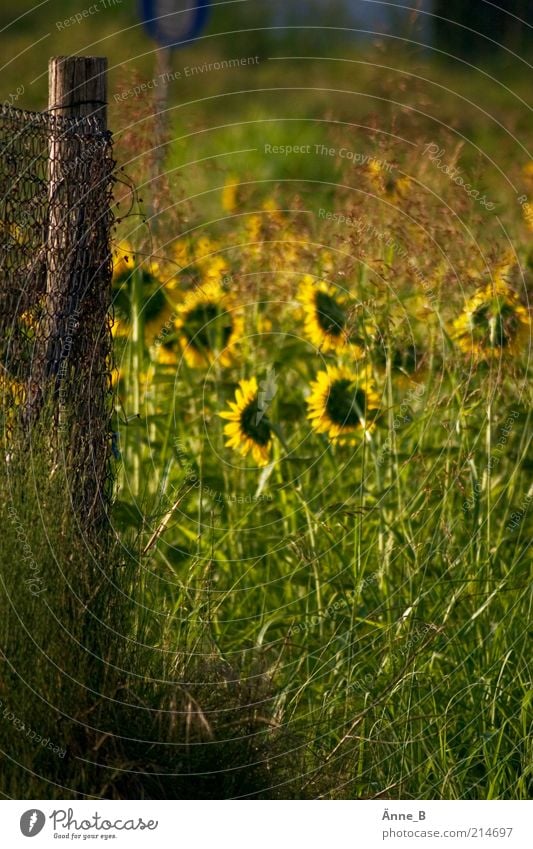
[434,0,533,56]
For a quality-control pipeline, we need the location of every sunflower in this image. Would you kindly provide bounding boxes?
[173,238,193,271]
[174,281,244,368]
[173,236,229,285]
[142,265,176,345]
[307,365,380,444]
[298,276,363,355]
[112,252,176,345]
[452,280,530,360]
[204,256,230,284]
[219,377,273,466]
[195,234,219,263]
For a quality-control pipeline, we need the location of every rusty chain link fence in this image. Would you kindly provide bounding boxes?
[0,101,115,533]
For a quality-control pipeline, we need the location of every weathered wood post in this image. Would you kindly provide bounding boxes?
[49,55,107,123]
[45,55,107,384]
[31,56,114,532]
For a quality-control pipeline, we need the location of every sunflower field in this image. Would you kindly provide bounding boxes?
[1,8,532,797]
[108,108,533,797]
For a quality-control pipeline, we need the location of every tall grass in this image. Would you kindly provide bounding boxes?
[0,422,344,798]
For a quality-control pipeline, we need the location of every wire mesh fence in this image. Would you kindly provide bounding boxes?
[0,102,115,532]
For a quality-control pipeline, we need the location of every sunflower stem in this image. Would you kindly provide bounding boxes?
[294,487,323,638]
[486,367,493,571]
[130,261,144,498]
[386,348,404,521]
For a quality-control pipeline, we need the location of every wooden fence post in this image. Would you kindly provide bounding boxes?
[44,56,108,385]
[48,55,107,126]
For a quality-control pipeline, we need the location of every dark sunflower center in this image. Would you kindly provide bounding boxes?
[471,304,490,330]
[315,291,346,337]
[183,302,233,350]
[240,399,272,446]
[326,380,367,427]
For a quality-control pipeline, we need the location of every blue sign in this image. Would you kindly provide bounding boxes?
[140,0,211,48]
